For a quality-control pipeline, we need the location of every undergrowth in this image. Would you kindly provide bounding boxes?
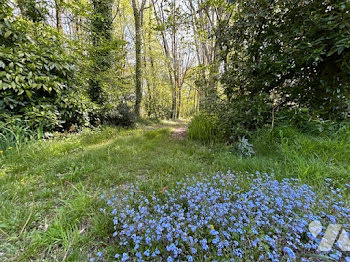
[0,122,349,260]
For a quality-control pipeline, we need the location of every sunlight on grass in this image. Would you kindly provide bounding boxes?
[0,124,349,260]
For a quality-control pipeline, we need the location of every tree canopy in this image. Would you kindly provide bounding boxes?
[1,0,349,136]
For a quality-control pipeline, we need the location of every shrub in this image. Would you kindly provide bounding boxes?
[218,0,350,122]
[96,172,350,261]
[188,113,222,143]
[234,136,255,157]
[0,4,95,132]
[102,103,136,127]
[217,94,273,142]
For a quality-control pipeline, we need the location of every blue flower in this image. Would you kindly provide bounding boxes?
[200,239,208,250]
[101,171,349,261]
[283,246,296,259]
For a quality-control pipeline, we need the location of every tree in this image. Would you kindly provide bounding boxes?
[54,0,62,31]
[88,0,115,105]
[218,0,350,120]
[17,0,47,22]
[131,0,147,117]
[205,0,350,140]
[152,0,194,119]
[185,0,228,110]
[0,1,93,131]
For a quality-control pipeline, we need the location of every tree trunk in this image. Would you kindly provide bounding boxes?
[172,89,177,119]
[55,0,62,32]
[177,84,181,119]
[132,0,146,118]
[88,0,114,105]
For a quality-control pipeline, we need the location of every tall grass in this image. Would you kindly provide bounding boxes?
[188,113,222,143]
[0,120,36,153]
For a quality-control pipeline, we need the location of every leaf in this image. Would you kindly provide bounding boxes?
[25,90,32,99]
[327,48,337,57]
[4,31,12,38]
[337,46,344,55]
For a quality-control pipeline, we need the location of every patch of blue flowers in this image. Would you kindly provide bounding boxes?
[96,172,349,261]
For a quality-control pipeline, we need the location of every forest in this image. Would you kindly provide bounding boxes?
[0,0,350,261]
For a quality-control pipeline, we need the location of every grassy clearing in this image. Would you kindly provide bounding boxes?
[0,122,349,261]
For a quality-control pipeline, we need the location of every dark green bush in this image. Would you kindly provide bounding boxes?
[218,95,273,141]
[102,103,136,127]
[189,95,273,143]
[220,0,350,118]
[213,0,350,139]
[0,4,95,132]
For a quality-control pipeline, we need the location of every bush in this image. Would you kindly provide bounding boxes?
[273,107,350,136]
[102,103,136,127]
[188,113,222,143]
[234,136,255,157]
[95,172,350,261]
[0,4,95,132]
[218,0,350,122]
[218,95,273,141]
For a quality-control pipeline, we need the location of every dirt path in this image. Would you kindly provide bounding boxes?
[143,119,188,139]
[171,124,188,140]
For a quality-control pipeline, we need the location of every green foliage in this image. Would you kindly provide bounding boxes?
[274,107,350,136]
[188,113,222,143]
[0,118,35,153]
[17,0,48,22]
[214,0,350,139]
[219,94,273,141]
[234,136,255,158]
[88,0,118,105]
[0,4,94,132]
[101,103,136,127]
[0,124,349,260]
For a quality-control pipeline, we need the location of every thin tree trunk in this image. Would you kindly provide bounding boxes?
[55,0,62,32]
[147,11,158,118]
[132,0,146,118]
[177,84,181,118]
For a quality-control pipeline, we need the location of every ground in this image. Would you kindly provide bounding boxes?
[0,121,349,261]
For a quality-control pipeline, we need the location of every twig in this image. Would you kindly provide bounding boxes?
[66,181,80,193]
[0,227,10,238]
[62,240,73,262]
[271,106,276,131]
[19,196,34,237]
[19,209,33,237]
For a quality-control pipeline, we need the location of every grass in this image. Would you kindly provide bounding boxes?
[0,122,349,261]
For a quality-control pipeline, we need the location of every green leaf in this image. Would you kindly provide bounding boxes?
[25,90,32,99]
[4,31,12,38]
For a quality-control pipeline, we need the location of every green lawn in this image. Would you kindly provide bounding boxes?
[0,122,349,261]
